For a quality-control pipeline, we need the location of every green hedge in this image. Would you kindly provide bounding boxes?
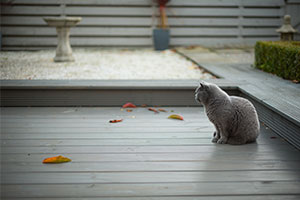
[255,41,300,81]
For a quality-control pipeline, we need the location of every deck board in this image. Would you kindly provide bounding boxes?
[2,182,300,198]
[1,107,300,199]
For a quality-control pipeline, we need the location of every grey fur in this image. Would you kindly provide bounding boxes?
[195,81,260,145]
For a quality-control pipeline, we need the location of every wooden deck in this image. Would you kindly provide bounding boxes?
[1,106,300,199]
[176,49,300,150]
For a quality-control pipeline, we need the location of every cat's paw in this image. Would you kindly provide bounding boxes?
[212,137,218,143]
[217,138,227,144]
[212,131,220,143]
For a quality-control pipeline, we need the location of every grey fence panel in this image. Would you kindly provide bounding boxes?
[285,0,300,41]
[0,0,287,49]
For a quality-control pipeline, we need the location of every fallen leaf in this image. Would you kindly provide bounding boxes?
[131,116,136,119]
[158,108,167,112]
[188,65,199,70]
[122,102,136,108]
[148,108,159,113]
[270,136,277,139]
[292,80,299,84]
[109,119,123,123]
[141,104,148,107]
[168,114,184,120]
[43,155,71,164]
[126,109,133,112]
[186,45,196,50]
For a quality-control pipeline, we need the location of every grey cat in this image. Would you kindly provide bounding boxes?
[195,81,260,145]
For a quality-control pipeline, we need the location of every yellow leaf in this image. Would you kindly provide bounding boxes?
[168,114,184,120]
[43,155,71,164]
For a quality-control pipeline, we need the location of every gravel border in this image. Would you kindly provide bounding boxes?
[0,48,215,80]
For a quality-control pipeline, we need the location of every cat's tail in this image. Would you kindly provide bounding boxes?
[227,137,245,145]
[227,136,257,145]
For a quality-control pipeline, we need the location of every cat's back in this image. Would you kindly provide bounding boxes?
[230,96,256,113]
[230,96,259,129]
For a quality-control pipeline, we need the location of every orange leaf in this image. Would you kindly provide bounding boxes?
[122,102,136,108]
[126,109,133,112]
[168,114,184,120]
[158,108,167,112]
[43,155,71,164]
[109,119,123,123]
[148,108,159,113]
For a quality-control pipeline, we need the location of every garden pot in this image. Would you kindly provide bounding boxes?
[153,28,170,51]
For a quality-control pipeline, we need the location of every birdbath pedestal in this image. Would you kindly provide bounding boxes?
[43,17,81,62]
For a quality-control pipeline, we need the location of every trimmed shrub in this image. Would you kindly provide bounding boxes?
[255,41,300,81]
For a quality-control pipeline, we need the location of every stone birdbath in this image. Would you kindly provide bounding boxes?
[43,16,81,62]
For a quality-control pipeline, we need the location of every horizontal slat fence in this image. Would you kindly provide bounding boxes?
[286,0,300,41]
[0,0,286,49]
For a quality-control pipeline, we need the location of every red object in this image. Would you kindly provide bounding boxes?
[157,0,170,6]
[122,103,137,108]
[109,119,123,123]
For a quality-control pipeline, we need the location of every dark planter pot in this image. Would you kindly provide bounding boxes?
[153,29,170,51]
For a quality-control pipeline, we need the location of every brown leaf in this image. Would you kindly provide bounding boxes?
[109,119,123,123]
[148,108,159,113]
[158,108,167,112]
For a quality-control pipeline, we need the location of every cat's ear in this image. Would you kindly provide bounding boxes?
[200,82,204,88]
[199,81,209,90]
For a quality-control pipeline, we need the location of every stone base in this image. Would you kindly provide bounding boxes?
[54,55,74,62]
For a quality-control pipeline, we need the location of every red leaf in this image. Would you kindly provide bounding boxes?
[109,119,123,123]
[122,103,136,108]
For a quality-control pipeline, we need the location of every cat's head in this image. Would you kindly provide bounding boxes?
[195,81,210,105]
